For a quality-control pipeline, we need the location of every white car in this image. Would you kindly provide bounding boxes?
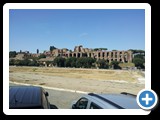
[71,92,140,109]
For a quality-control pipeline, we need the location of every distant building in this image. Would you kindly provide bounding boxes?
[13,45,133,64]
[47,45,133,63]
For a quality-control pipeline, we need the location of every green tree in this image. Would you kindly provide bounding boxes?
[9,51,17,58]
[14,60,21,66]
[86,57,96,68]
[134,54,144,59]
[38,54,46,59]
[53,57,66,67]
[96,59,109,69]
[128,49,145,54]
[76,57,85,68]
[133,58,144,69]
[76,57,96,68]
[19,59,30,66]
[65,57,77,67]
[9,59,15,65]
[110,61,121,69]
[50,46,57,51]
[94,48,108,51]
[132,54,145,69]
[94,48,99,51]
[28,60,39,66]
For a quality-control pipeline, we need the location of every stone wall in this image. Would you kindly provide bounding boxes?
[50,45,133,63]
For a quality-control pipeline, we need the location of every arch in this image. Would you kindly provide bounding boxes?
[78,53,80,57]
[102,52,105,57]
[98,52,100,57]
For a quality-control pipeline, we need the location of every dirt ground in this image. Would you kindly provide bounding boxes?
[9,66,145,95]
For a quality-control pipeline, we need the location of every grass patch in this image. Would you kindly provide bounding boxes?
[32,68,38,72]
[10,66,137,82]
[119,63,135,68]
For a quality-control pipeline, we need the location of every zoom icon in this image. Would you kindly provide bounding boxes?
[137,89,158,110]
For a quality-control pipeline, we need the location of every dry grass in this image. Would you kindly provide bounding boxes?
[119,62,135,68]
[9,66,145,94]
[9,66,143,82]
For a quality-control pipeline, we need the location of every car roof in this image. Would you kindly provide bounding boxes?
[9,86,43,108]
[85,93,140,109]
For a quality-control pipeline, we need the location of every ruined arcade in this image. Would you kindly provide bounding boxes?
[44,45,133,63]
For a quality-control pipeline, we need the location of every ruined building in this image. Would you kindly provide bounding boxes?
[44,45,133,63]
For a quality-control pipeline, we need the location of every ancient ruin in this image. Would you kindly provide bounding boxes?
[43,45,133,63]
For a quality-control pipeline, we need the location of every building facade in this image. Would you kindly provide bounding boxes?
[44,45,133,63]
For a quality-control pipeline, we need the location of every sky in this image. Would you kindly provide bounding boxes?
[9,9,145,53]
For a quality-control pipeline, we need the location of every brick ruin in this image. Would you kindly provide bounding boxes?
[44,45,133,63]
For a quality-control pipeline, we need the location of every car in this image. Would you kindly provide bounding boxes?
[71,92,140,109]
[9,86,58,109]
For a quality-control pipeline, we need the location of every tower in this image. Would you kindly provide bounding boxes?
[37,49,39,54]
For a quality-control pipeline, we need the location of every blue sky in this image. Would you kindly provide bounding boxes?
[9,9,145,53]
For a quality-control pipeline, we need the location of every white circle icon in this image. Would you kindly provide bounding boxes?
[137,89,158,110]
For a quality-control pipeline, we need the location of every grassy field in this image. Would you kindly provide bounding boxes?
[9,66,143,82]
[9,66,145,94]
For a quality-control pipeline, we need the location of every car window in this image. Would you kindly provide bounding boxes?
[76,98,88,109]
[90,102,102,109]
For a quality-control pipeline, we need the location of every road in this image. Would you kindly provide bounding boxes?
[9,83,84,109]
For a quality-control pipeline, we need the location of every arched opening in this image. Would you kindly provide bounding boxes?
[102,52,105,57]
[115,52,117,58]
[107,52,109,57]
[78,53,80,57]
[111,52,113,57]
[98,52,100,57]
[83,53,87,57]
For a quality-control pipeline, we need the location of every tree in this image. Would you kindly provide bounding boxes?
[9,51,17,58]
[50,46,57,51]
[75,57,96,68]
[110,61,121,69]
[94,48,99,51]
[28,60,39,66]
[53,57,66,67]
[133,58,145,69]
[37,49,39,54]
[14,60,21,66]
[19,59,30,66]
[9,59,15,65]
[96,59,109,69]
[128,49,145,54]
[38,54,46,59]
[132,54,145,69]
[86,57,96,68]
[134,54,144,59]
[65,57,77,67]
[94,48,108,51]
[100,48,108,51]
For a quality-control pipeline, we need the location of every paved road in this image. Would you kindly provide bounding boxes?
[9,83,84,109]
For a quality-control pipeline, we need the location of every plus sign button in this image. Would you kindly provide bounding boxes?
[137,89,158,110]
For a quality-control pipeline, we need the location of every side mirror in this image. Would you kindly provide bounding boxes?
[45,92,49,96]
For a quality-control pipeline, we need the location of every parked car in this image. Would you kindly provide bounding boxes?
[9,86,58,109]
[71,92,140,109]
